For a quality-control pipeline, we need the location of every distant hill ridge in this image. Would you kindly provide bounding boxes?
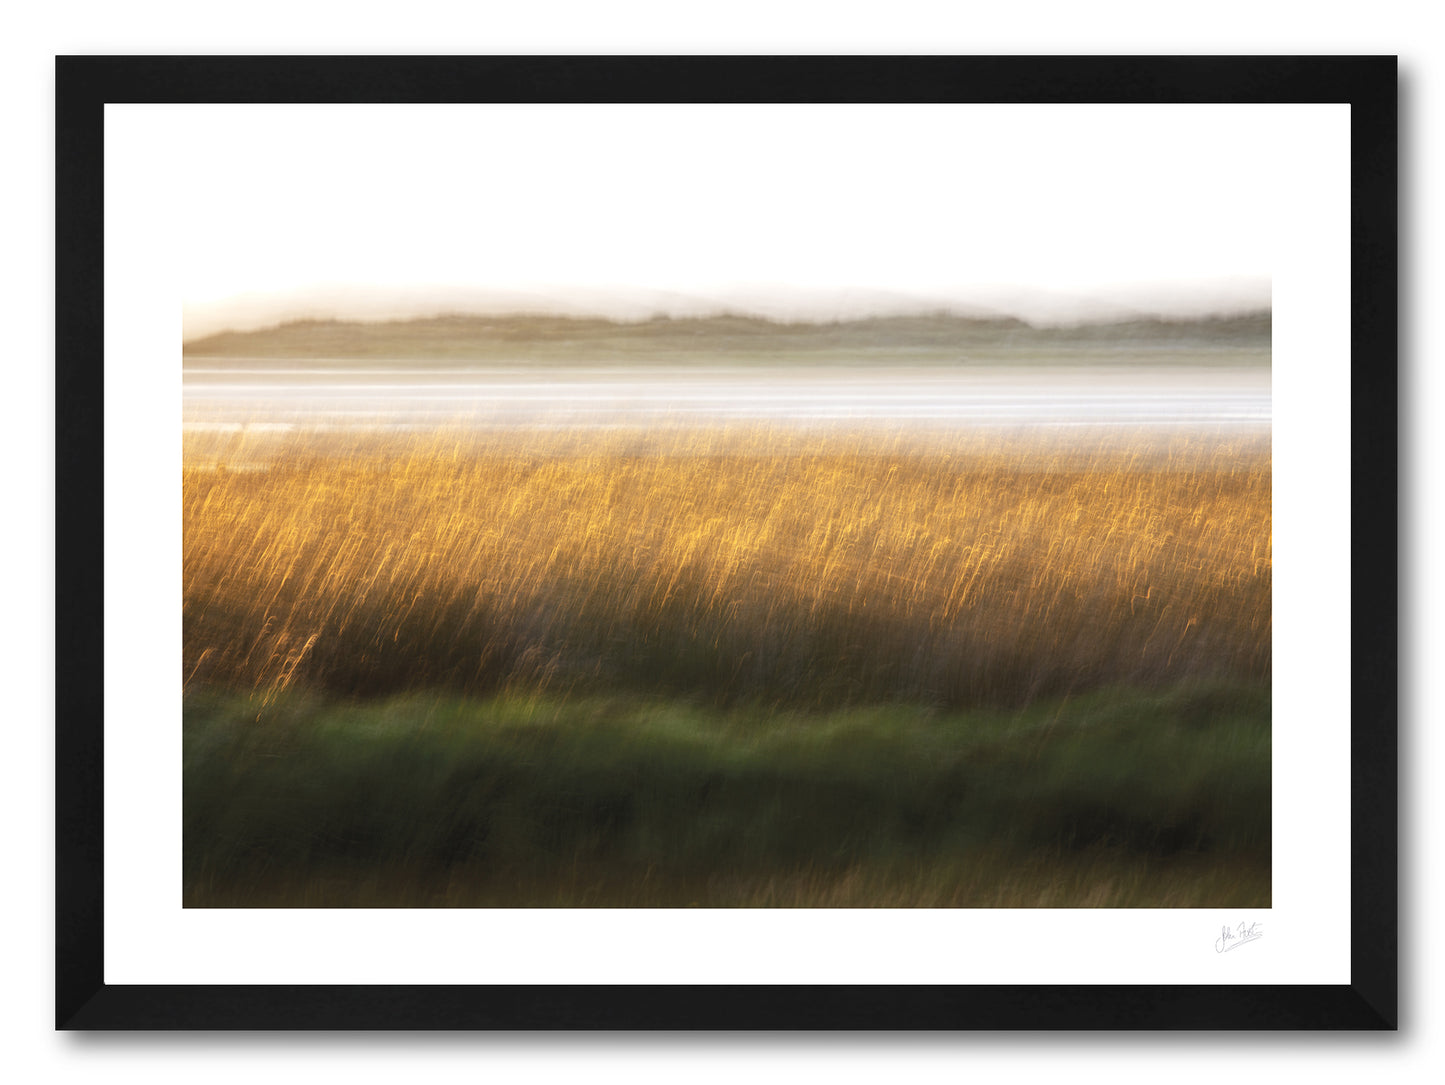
[184,309,1271,361]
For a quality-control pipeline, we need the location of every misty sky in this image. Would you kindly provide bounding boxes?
[177,104,1282,338]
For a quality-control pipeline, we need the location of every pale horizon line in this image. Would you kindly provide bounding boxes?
[183,280,1272,344]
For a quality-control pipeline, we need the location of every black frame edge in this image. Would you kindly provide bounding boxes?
[55,54,108,1032]
[62,984,1393,1031]
[1348,56,1399,1030]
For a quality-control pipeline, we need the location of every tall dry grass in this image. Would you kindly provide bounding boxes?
[182,426,1270,709]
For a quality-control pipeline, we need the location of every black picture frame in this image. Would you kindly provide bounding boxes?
[56,55,1398,1030]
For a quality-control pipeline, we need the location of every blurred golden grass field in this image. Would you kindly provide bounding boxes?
[183,426,1270,710]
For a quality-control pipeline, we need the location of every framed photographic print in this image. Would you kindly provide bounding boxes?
[56,56,1397,1028]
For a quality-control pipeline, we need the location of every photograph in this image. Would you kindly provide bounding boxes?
[178,103,1273,909]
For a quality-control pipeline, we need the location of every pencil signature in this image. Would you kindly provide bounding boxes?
[1215,921,1264,953]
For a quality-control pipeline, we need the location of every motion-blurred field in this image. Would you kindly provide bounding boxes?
[185,427,1270,707]
[184,684,1270,908]
[182,425,1271,906]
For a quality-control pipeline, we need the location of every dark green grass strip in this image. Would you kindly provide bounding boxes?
[183,683,1269,907]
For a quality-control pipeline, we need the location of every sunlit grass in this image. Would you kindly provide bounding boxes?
[184,426,1270,709]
